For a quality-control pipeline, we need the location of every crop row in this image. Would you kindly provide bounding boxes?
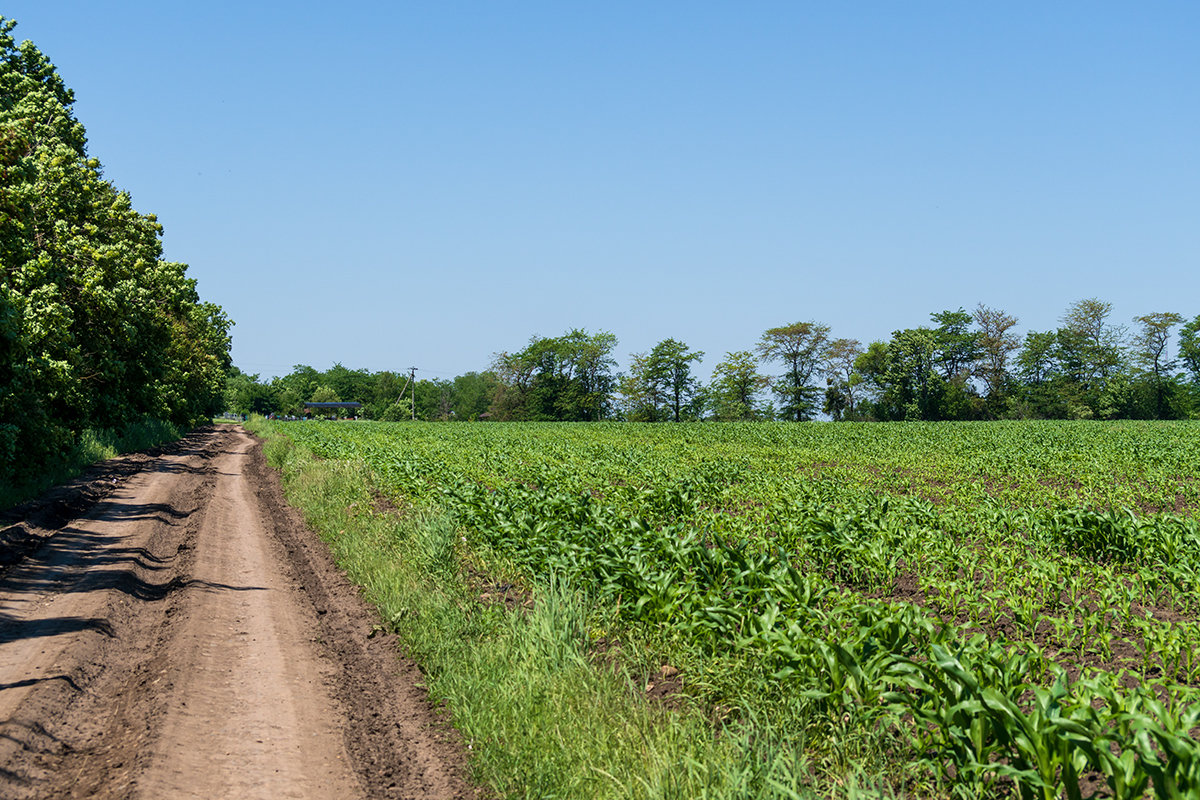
[281,420,1200,797]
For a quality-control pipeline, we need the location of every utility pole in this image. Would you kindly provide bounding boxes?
[394,366,419,420]
[409,367,417,420]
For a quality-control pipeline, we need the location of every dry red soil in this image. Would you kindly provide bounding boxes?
[0,425,475,799]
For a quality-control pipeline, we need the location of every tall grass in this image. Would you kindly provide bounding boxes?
[0,418,183,510]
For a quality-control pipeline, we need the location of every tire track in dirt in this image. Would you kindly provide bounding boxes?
[0,426,473,799]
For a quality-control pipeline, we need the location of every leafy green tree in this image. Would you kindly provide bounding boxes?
[359,370,404,419]
[450,371,500,420]
[558,329,619,421]
[0,18,231,484]
[708,350,768,420]
[1008,301,1131,420]
[1132,312,1184,379]
[1061,298,1126,403]
[973,304,1020,411]
[1130,311,1185,418]
[930,308,980,381]
[856,329,963,421]
[1178,315,1200,418]
[823,338,864,420]
[883,329,943,420]
[1010,305,1138,420]
[757,321,830,421]
[242,383,280,416]
[1012,330,1069,418]
[225,367,278,416]
[275,364,321,405]
[929,309,983,418]
[166,301,234,422]
[646,338,704,422]
[1180,314,1200,385]
[309,385,339,404]
[490,329,618,421]
[412,378,452,420]
[1015,331,1059,387]
[616,352,663,422]
[323,363,373,406]
[275,386,304,417]
[224,366,255,413]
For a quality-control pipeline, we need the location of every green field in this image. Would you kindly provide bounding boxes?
[263,419,1200,799]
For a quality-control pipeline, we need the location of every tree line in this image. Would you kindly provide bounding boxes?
[225,364,498,421]
[0,19,232,485]
[229,298,1200,423]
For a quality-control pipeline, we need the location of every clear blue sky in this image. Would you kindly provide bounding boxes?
[6,2,1198,381]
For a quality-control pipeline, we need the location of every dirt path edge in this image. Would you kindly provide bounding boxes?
[243,430,478,798]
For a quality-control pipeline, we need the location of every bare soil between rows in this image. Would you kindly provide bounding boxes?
[0,425,476,799]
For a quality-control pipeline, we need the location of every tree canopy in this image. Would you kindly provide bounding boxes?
[0,18,231,484]
[757,322,830,421]
[490,329,618,421]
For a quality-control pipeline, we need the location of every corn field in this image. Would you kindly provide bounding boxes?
[282,420,1200,798]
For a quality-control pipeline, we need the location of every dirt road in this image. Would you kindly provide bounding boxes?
[0,426,472,799]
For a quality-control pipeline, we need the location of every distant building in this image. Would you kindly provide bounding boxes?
[302,402,363,419]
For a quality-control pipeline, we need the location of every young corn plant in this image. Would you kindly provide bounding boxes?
[886,638,1116,800]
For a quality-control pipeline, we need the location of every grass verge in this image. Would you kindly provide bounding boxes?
[250,419,898,799]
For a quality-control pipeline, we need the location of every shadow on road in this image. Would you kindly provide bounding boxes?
[0,615,114,645]
[0,674,82,693]
[0,512,267,646]
[93,501,195,524]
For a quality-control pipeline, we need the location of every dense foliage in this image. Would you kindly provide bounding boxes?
[0,18,231,485]
[282,419,1200,797]
[490,329,617,421]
